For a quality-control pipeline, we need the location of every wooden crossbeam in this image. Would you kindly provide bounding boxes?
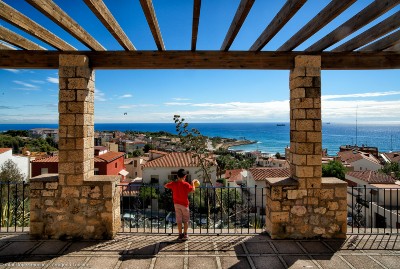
[306,0,400,52]
[384,43,400,51]
[26,0,105,51]
[0,51,399,70]
[360,30,400,51]
[139,0,165,51]
[0,0,75,51]
[278,0,356,51]
[0,42,16,50]
[191,0,201,51]
[83,0,135,51]
[0,26,45,50]
[249,0,306,51]
[333,11,400,52]
[221,0,254,51]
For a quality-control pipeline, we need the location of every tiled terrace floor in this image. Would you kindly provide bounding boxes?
[0,233,399,269]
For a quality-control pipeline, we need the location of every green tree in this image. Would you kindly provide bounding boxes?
[322,160,346,180]
[143,144,154,153]
[0,159,25,183]
[380,162,400,179]
[139,186,159,207]
[275,152,281,159]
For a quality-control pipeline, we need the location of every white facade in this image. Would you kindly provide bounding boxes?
[350,158,382,172]
[0,149,30,180]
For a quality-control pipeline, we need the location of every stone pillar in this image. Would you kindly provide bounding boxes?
[264,55,347,239]
[30,55,120,240]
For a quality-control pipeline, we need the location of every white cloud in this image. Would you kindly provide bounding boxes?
[13,80,37,88]
[3,69,19,73]
[322,91,400,100]
[95,88,106,101]
[118,94,133,98]
[164,102,193,106]
[47,77,59,84]
[172,97,191,101]
[31,80,46,84]
[118,105,136,109]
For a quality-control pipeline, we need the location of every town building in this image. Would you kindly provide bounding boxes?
[0,147,31,180]
[338,150,382,172]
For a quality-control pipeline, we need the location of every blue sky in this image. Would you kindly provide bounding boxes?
[0,0,399,124]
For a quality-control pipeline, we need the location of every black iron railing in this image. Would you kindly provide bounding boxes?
[0,181,30,232]
[347,186,400,234]
[119,183,266,234]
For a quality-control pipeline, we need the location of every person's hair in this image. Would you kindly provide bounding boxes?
[177,168,186,179]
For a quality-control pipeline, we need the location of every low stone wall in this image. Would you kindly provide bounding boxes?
[265,177,347,239]
[30,174,120,240]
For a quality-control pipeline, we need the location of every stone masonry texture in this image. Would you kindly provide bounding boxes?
[265,56,347,239]
[30,55,120,240]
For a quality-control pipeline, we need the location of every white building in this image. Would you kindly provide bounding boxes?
[338,150,382,172]
[346,171,400,229]
[0,148,30,180]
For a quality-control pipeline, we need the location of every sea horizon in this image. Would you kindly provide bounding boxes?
[1,122,399,155]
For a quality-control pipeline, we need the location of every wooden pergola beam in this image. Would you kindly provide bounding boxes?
[333,11,400,52]
[220,0,255,51]
[360,30,400,51]
[1,51,399,70]
[139,0,165,51]
[26,0,105,51]
[0,42,16,50]
[0,26,45,50]
[306,0,400,52]
[83,0,135,51]
[385,43,400,51]
[249,0,306,51]
[278,0,356,51]
[0,0,75,51]
[191,0,201,51]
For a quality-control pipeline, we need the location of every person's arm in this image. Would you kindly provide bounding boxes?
[165,181,172,189]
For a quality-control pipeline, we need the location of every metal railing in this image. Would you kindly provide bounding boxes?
[347,186,400,234]
[0,181,30,233]
[119,183,266,234]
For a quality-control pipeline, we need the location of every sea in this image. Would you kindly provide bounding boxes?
[1,123,399,156]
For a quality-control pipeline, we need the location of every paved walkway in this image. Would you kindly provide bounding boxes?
[0,233,399,269]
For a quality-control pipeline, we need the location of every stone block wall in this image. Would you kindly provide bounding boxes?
[30,55,120,240]
[265,177,347,239]
[264,55,347,239]
[30,174,121,239]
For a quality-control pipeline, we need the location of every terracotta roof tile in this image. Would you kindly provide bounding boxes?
[347,170,396,184]
[96,152,125,162]
[383,152,400,163]
[31,156,58,162]
[338,150,380,165]
[249,167,291,181]
[0,148,12,154]
[225,169,244,182]
[143,152,209,168]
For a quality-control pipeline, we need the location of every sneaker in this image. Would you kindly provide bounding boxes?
[182,233,188,241]
[177,233,184,241]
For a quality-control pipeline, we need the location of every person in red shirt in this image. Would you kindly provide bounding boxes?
[165,168,198,240]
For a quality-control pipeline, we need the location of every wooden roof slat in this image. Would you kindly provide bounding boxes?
[83,0,135,51]
[359,30,400,51]
[26,0,105,51]
[278,0,356,51]
[0,26,45,50]
[333,11,400,52]
[306,0,400,52]
[384,42,400,51]
[0,41,16,50]
[139,0,165,51]
[249,0,307,51]
[0,0,75,51]
[1,51,399,70]
[191,0,201,51]
[220,0,255,51]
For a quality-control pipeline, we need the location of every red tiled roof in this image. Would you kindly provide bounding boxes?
[338,150,380,165]
[95,151,125,162]
[225,169,244,182]
[149,150,168,155]
[382,152,400,163]
[347,171,396,184]
[143,152,211,168]
[249,167,291,181]
[0,148,12,154]
[32,151,124,163]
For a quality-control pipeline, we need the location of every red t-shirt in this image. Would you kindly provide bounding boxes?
[165,180,193,207]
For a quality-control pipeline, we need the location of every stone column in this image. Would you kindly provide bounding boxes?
[30,55,120,239]
[289,55,322,191]
[264,55,347,239]
[58,55,94,185]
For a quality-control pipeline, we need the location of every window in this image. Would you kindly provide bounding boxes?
[150,175,159,184]
[40,168,48,175]
[94,168,99,175]
[115,162,118,168]
[134,160,137,167]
